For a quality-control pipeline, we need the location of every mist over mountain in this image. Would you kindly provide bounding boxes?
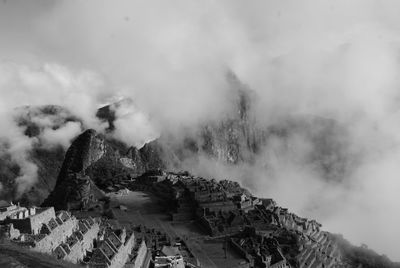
[0,105,82,202]
[0,69,397,262]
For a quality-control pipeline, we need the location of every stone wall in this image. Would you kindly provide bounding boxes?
[0,204,22,221]
[29,207,56,234]
[62,220,100,263]
[33,216,78,253]
[108,232,135,268]
[88,229,136,268]
[154,256,184,268]
[133,239,147,268]
[3,207,55,235]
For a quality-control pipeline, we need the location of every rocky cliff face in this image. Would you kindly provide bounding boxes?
[41,128,172,209]
[42,129,107,210]
[144,89,351,184]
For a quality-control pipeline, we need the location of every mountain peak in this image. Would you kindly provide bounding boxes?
[41,129,106,210]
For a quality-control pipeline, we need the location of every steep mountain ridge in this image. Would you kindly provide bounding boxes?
[41,128,172,209]
[41,129,106,210]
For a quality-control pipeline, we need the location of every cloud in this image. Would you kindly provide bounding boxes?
[0,62,107,129]
[111,99,159,148]
[1,0,400,260]
[0,62,107,196]
[0,110,38,196]
[40,121,82,150]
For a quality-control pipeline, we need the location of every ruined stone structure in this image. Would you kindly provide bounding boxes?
[2,206,54,235]
[53,218,100,263]
[296,231,342,268]
[129,171,355,267]
[271,206,347,267]
[154,245,185,268]
[230,228,289,268]
[0,201,145,268]
[0,201,27,221]
[4,209,98,259]
[30,211,79,253]
[132,172,282,238]
[199,210,244,236]
[150,173,262,230]
[87,227,135,268]
[126,238,148,268]
[233,194,262,212]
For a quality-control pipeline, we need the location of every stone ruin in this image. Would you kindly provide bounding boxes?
[230,227,289,268]
[0,201,150,268]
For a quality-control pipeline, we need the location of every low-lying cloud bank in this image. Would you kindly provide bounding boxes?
[0,62,158,195]
[1,0,400,261]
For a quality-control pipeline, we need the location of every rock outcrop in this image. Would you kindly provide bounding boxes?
[42,130,107,210]
[41,128,170,210]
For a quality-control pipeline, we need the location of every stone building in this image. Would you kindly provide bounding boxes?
[154,246,184,268]
[29,211,79,253]
[199,210,246,236]
[87,227,135,268]
[0,201,27,221]
[0,203,107,266]
[126,238,149,268]
[233,194,262,212]
[3,207,56,235]
[230,228,289,268]
[53,218,100,263]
